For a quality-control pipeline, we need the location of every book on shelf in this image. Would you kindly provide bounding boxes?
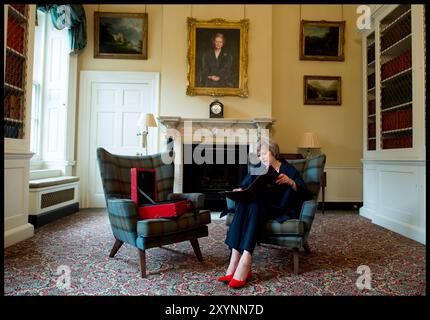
[367,74,375,89]
[4,95,22,120]
[381,75,412,107]
[5,55,24,88]
[381,49,411,80]
[382,107,412,132]
[383,135,412,149]
[368,100,375,115]
[367,123,376,137]
[368,140,376,150]
[7,17,25,53]
[380,15,411,51]
[367,43,375,63]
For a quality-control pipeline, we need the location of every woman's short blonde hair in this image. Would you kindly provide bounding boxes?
[257,139,280,159]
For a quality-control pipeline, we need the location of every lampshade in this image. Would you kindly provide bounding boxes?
[137,113,157,128]
[298,132,321,148]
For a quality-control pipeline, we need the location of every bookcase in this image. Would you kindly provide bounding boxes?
[4,4,36,247]
[360,4,425,244]
[364,4,421,154]
[4,4,29,139]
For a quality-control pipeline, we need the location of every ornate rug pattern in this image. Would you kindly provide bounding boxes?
[4,210,426,295]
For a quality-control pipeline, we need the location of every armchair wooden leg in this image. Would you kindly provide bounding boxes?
[293,248,299,275]
[109,239,124,258]
[303,242,311,254]
[190,238,203,262]
[138,249,146,278]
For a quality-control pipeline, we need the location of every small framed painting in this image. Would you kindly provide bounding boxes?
[300,20,345,61]
[304,75,341,105]
[94,12,148,59]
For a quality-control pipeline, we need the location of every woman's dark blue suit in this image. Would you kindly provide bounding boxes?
[225,160,312,254]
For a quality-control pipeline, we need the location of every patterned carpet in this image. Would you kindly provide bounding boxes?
[4,210,426,296]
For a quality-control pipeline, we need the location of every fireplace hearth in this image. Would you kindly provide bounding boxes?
[183,144,249,210]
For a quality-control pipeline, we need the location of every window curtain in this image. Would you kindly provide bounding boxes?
[36,4,87,54]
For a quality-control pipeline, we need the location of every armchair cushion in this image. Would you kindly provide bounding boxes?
[137,210,211,237]
[168,192,205,210]
[107,198,139,246]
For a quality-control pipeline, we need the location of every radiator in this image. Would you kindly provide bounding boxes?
[29,182,79,215]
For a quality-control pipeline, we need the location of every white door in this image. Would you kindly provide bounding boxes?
[78,72,159,208]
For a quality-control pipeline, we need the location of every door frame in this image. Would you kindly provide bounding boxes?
[77,71,160,208]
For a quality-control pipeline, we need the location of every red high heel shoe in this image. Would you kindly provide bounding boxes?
[217,274,234,283]
[228,270,252,289]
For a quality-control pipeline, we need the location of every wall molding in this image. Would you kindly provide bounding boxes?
[321,164,363,202]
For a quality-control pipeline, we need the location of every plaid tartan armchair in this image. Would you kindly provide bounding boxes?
[96,148,211,278]
[225,153,326,274]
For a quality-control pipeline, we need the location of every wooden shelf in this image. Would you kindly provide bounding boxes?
[381,67,412,86]
[381,101,412,112]
[367,60,375,68]
[381,33,412,57]
[4,117,24,124]
[381,9,411,34]
[6,46,26,59]
[368,114,376,118]
[368,87,375,93]
[381,127,413,135]
[8,5,27,23]
[4,83,25,94]
[368,137,376,140]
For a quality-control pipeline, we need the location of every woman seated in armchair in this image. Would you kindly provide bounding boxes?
[218,139,312,288]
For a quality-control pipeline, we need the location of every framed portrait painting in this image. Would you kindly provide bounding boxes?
[94,12,148,59]
[304,75,341,105]
[186,18,249,97]
[300,20,345,61]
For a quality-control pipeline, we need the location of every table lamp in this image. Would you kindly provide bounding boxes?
[137,113,157,155]
[298,132,321,159]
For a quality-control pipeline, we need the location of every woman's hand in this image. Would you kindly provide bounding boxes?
[233,188,243,192]
[276,174,297,190]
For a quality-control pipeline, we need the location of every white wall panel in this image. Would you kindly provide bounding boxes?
[96,112,115,147]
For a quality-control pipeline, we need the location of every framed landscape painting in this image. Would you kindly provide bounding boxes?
[304,75,341,105]
[94,12,148,59]
[186,17,249,97]
[300,20,345,61]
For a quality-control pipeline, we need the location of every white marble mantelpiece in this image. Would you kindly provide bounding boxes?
[157,116,275,193]
[158,116,274,128]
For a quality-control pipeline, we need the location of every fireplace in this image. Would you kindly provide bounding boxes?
[183,144,249,210]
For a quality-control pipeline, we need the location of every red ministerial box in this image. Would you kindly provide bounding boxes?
[137,199,192,219]
[131,168,191,219]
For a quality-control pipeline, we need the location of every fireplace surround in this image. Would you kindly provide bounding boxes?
[158,117,275,209]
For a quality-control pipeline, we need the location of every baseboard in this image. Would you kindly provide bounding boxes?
[360,206,425,245]
[4,223,34,248]
[28,202,79,228]
[318,202,363,211]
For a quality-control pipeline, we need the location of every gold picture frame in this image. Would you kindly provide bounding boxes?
[94,12,148,60]
[300,20,345,61]
[304,75,342,105]
[186,17,249,97]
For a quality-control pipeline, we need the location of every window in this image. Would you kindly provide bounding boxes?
[30,82,41,158]
[30,10,72,169]
[30,10,46,163]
